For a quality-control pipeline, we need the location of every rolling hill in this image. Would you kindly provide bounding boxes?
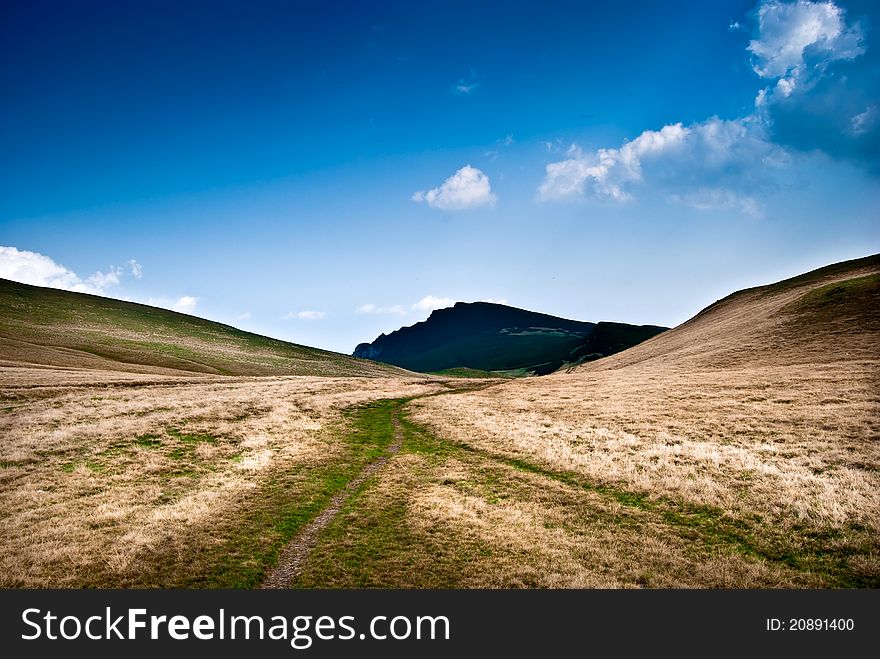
[353,301,666,375]
[0,278,407,377]
[577,253,880,372]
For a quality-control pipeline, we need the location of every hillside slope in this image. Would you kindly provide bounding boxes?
[0,278,407,377]
[577,253,880,372]
[409,254,880,587]
[353,301,666,375]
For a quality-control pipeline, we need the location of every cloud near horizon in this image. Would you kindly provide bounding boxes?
[538,0,877,213]
[0,245,200,314]
[356,303,406,315]
[411,295,454,312]
[285,310,326,320]
[1,245,125,296]
[412,165,497,210]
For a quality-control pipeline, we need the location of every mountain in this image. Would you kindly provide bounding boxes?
[0,278,408,377]
[353,301,667,375]
[578,253,880,372]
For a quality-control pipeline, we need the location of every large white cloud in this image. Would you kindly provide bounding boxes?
[749,0,878,165]
[538,118,787,215]
[412,165,497,210]
[748,0,864,96]
[0,245,123,295]
[538,0,876,213]
[1,245,202,315]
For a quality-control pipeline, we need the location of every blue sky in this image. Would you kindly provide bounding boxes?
[1,0,878,353]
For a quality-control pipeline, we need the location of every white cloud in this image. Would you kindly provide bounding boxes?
[172,296,198,314]
[538,117,788,214]
[851,106,877,136]
[482,297,509,305]
[85,266,123,290]
[537,0,877,213]
[670,189,762,218]
[452,71,480,95]
[412,165,497,210]
[0,246,206,318]
[356,303,406,315]
[235,311,251,321]
[285,310,326,320]
[0,245,127,295]
[748,0,864,95]
[412,295,454,312]
[127,259,143,279]
[142,295,199,314]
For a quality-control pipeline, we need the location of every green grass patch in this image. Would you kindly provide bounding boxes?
[166,428,218,444]
[782,273,880,315]
[428,367,507,379]
[135,434,162,448]
[291,400,489,588]
[106,399,408,588]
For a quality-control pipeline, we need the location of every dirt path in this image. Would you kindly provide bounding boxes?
[261,410,404,589]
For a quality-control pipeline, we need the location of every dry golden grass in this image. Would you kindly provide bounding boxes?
[292,409,816,588]
[411,362,880,532]
[2,256,877,588]
[407,258,880,586]
[0,367,443,587]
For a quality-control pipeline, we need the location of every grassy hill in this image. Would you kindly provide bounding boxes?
[0,278,407,377]
[578,253,880,372]
[353,301,666,375]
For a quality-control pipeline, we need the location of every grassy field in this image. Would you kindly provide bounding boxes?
[0,370,446,586]
[0,255,877,588]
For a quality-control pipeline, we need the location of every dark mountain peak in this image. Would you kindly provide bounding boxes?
[353,301,666,375]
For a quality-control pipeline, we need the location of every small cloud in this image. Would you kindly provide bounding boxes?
[142,295,199,314]
[412,165,497,210]
[127,259,143,279]
[172,296,198,314]
[235,311,251,321]
[851,106,877,136]
[84,266,123,290]
[412,295,454,312]
[285,310,326,320]
[454,81,479,94]
[452,69,480,95]
[356,303,406,315]
[729,20,741,31]
[482,297,509,305]
[484,135,514,160]
[670,189,762,218]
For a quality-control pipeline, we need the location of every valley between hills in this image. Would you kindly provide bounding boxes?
[0,254,878,588]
